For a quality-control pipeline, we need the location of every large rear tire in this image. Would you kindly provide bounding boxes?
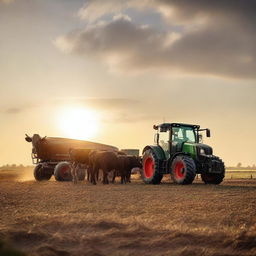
[142,149,163,184]
[171,155,196,185]
[34,164,52,181]
[54,162,72,182]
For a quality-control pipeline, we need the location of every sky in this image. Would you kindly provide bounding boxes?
[0,0,255,167]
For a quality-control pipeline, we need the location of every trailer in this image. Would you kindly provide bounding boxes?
[25,134,118,181]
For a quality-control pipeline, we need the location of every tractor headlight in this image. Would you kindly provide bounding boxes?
[200,148,206,155]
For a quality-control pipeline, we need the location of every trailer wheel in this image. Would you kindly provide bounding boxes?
[34,164,52,181]
[54,162,72,181]
[171,155,196,185]
[142,149,163,184]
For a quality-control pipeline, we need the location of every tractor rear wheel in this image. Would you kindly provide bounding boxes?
[34,164,52,181]
[54,162,72,181]
[171,155,196,185]
[142,149,163,184]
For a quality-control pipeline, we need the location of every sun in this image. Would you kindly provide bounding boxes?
[57,107,100,140]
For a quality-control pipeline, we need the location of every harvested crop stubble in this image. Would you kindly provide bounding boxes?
[0,169,256,256]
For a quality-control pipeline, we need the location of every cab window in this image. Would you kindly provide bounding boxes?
[159,131,169,152]
[172,126,196,143]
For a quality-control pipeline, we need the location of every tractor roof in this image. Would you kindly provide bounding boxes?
[153,123,200,131]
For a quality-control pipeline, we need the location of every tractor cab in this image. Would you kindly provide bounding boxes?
[153,123,210,158]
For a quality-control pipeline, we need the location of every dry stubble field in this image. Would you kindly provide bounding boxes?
[0,169,256,256]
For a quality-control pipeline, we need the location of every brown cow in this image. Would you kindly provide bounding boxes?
[69,148,91,184]
[88,150,118,185]
[112,155,142,184]
[117,155,130,184]
[126,155,142,182]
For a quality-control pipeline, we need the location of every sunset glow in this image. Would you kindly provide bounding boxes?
[57,107,100,140]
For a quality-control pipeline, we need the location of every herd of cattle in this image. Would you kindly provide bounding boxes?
[69,149,142,184]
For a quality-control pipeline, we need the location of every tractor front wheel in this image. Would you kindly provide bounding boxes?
[142,149,163,184]
[54,162,72,181]
[201,158,225,184]
[171,156,196,185]
[201,173,224,184]
[34,164,52,181]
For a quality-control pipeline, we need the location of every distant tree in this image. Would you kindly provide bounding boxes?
[236,162,242,168]
[252,164,256,169]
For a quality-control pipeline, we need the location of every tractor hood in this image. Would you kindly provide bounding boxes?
[195,143,213,156]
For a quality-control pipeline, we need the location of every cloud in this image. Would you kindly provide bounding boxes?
[0,0,15,4]
[55,16,172,70]
[56,8,256,79]
[5,108,22,114]
[3,102,41,115]
[78,0,256,27]
[52,97,139,109]
[83,98,139,109]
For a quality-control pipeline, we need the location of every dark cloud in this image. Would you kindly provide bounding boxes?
[0,0,15,4]
[56,0,256,79]
[158,0,256,21]
[5,108,22,114]
[3,102,40,114]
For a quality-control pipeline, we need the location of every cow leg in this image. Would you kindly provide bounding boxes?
[91,164,97,185]
[75,163,79,184]
[88,166,93,183]
[102,170,109,184]
[96,168,100,181]
[71,162,75,183]
[71,162,78,184]
[126,169,131,183]
[121,174,126,184]
[87,165,91,182]
[111,170,116,183]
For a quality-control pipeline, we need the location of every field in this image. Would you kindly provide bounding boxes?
[0,168,256,256]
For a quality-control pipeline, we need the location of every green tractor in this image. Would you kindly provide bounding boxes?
[142,123,225,185]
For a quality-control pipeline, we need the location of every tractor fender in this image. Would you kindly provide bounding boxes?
[142,145,166,161]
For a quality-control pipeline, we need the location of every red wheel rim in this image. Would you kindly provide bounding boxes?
[60,165,70,178]
[174,161,185,179]
[144,157,154,178]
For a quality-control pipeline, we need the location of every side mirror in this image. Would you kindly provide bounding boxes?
[154,133,159,144]
[206,129,211,137]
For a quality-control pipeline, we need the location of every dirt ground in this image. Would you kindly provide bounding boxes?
[0,169,256,256]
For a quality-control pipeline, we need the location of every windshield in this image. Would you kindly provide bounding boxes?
[172,126,196,143]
